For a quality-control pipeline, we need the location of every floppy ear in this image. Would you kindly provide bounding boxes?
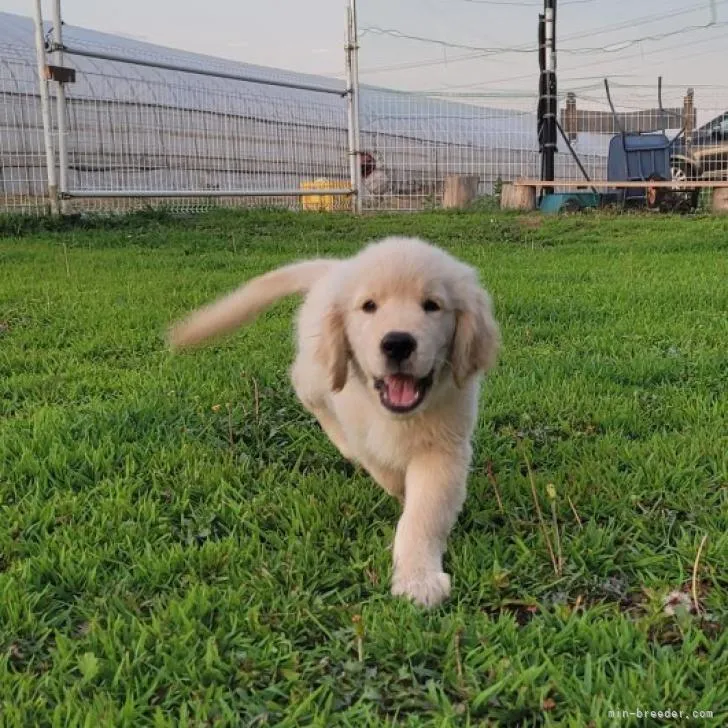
[451,279,501,388]
[316,302,350,392]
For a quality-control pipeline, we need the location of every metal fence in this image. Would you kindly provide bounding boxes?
[1,54,49,214]
[2,1,728,216]
[354,0,728,210]
[61,69,351,210]
[1,2,358,215]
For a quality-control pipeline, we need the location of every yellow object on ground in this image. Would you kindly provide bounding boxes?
[300,178,352,211]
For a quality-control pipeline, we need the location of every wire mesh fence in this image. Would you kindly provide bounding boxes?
[0,55,51,215]
[63,67,351,212]
[1,11,355,215]
[356,91,611,210]
[356,88,728,211]
[2,3,728,216]
[354,0,728,210]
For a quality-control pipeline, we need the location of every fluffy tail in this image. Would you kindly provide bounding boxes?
[168,259,334,349]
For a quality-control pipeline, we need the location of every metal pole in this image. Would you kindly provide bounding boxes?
[345,1,362,213]
[32,0,59,214]
[350,0,362,214]
[52,0,69,213]
[543,0,556,194]
[64,188,354,198]
[345,4,356,212]
[684,87,694,162]
[60,45,345,96]
[555,119,597,194]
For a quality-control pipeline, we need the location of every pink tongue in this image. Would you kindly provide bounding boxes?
[386,375,418,406]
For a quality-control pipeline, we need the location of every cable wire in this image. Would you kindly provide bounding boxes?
[356,1,725,75]
[361,18,727,56]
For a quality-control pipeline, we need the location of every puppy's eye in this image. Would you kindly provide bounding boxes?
[422,299,441,312]
[362,299,377,313]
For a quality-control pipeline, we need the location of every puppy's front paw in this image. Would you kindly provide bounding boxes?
[391,569,451,607]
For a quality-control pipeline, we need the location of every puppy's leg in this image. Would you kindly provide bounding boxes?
[291,359,353,460]
[391,450,468,607]
[310,406,354,461]
[360,460,405,504]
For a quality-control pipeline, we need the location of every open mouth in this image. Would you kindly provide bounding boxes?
[373,370,434,414]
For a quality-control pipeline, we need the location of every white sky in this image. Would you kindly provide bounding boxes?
[4,0,728,112]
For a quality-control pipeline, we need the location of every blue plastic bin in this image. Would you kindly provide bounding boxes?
[607,132,671,203]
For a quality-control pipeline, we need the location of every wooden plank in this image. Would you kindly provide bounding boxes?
[515,178,728,189]
[559,108,691,134]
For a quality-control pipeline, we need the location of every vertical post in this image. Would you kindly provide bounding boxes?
[683,87,695,163]
[345,0,362,214]
[564,92,577,142]
[542,0,557,194]
[350,0,362,214]
[52,0,69,213]
[32,0,59,214]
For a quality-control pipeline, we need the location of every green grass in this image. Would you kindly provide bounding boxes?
[1,208,727,726]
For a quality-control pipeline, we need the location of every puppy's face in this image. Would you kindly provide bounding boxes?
[347,276,456,414]
[318,238,500,417]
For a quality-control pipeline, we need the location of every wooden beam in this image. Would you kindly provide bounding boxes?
[514,178,728,190]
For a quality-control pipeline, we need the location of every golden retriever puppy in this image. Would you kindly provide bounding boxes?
[169,237,500,607]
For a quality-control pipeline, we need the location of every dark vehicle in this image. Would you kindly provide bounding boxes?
[670,112,728,182]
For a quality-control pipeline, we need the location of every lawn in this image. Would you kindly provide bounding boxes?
[0,209,727,726]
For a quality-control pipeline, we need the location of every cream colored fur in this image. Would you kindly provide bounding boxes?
[168,237,500,607]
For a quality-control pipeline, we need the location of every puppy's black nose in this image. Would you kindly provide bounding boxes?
[380,331,417,362]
